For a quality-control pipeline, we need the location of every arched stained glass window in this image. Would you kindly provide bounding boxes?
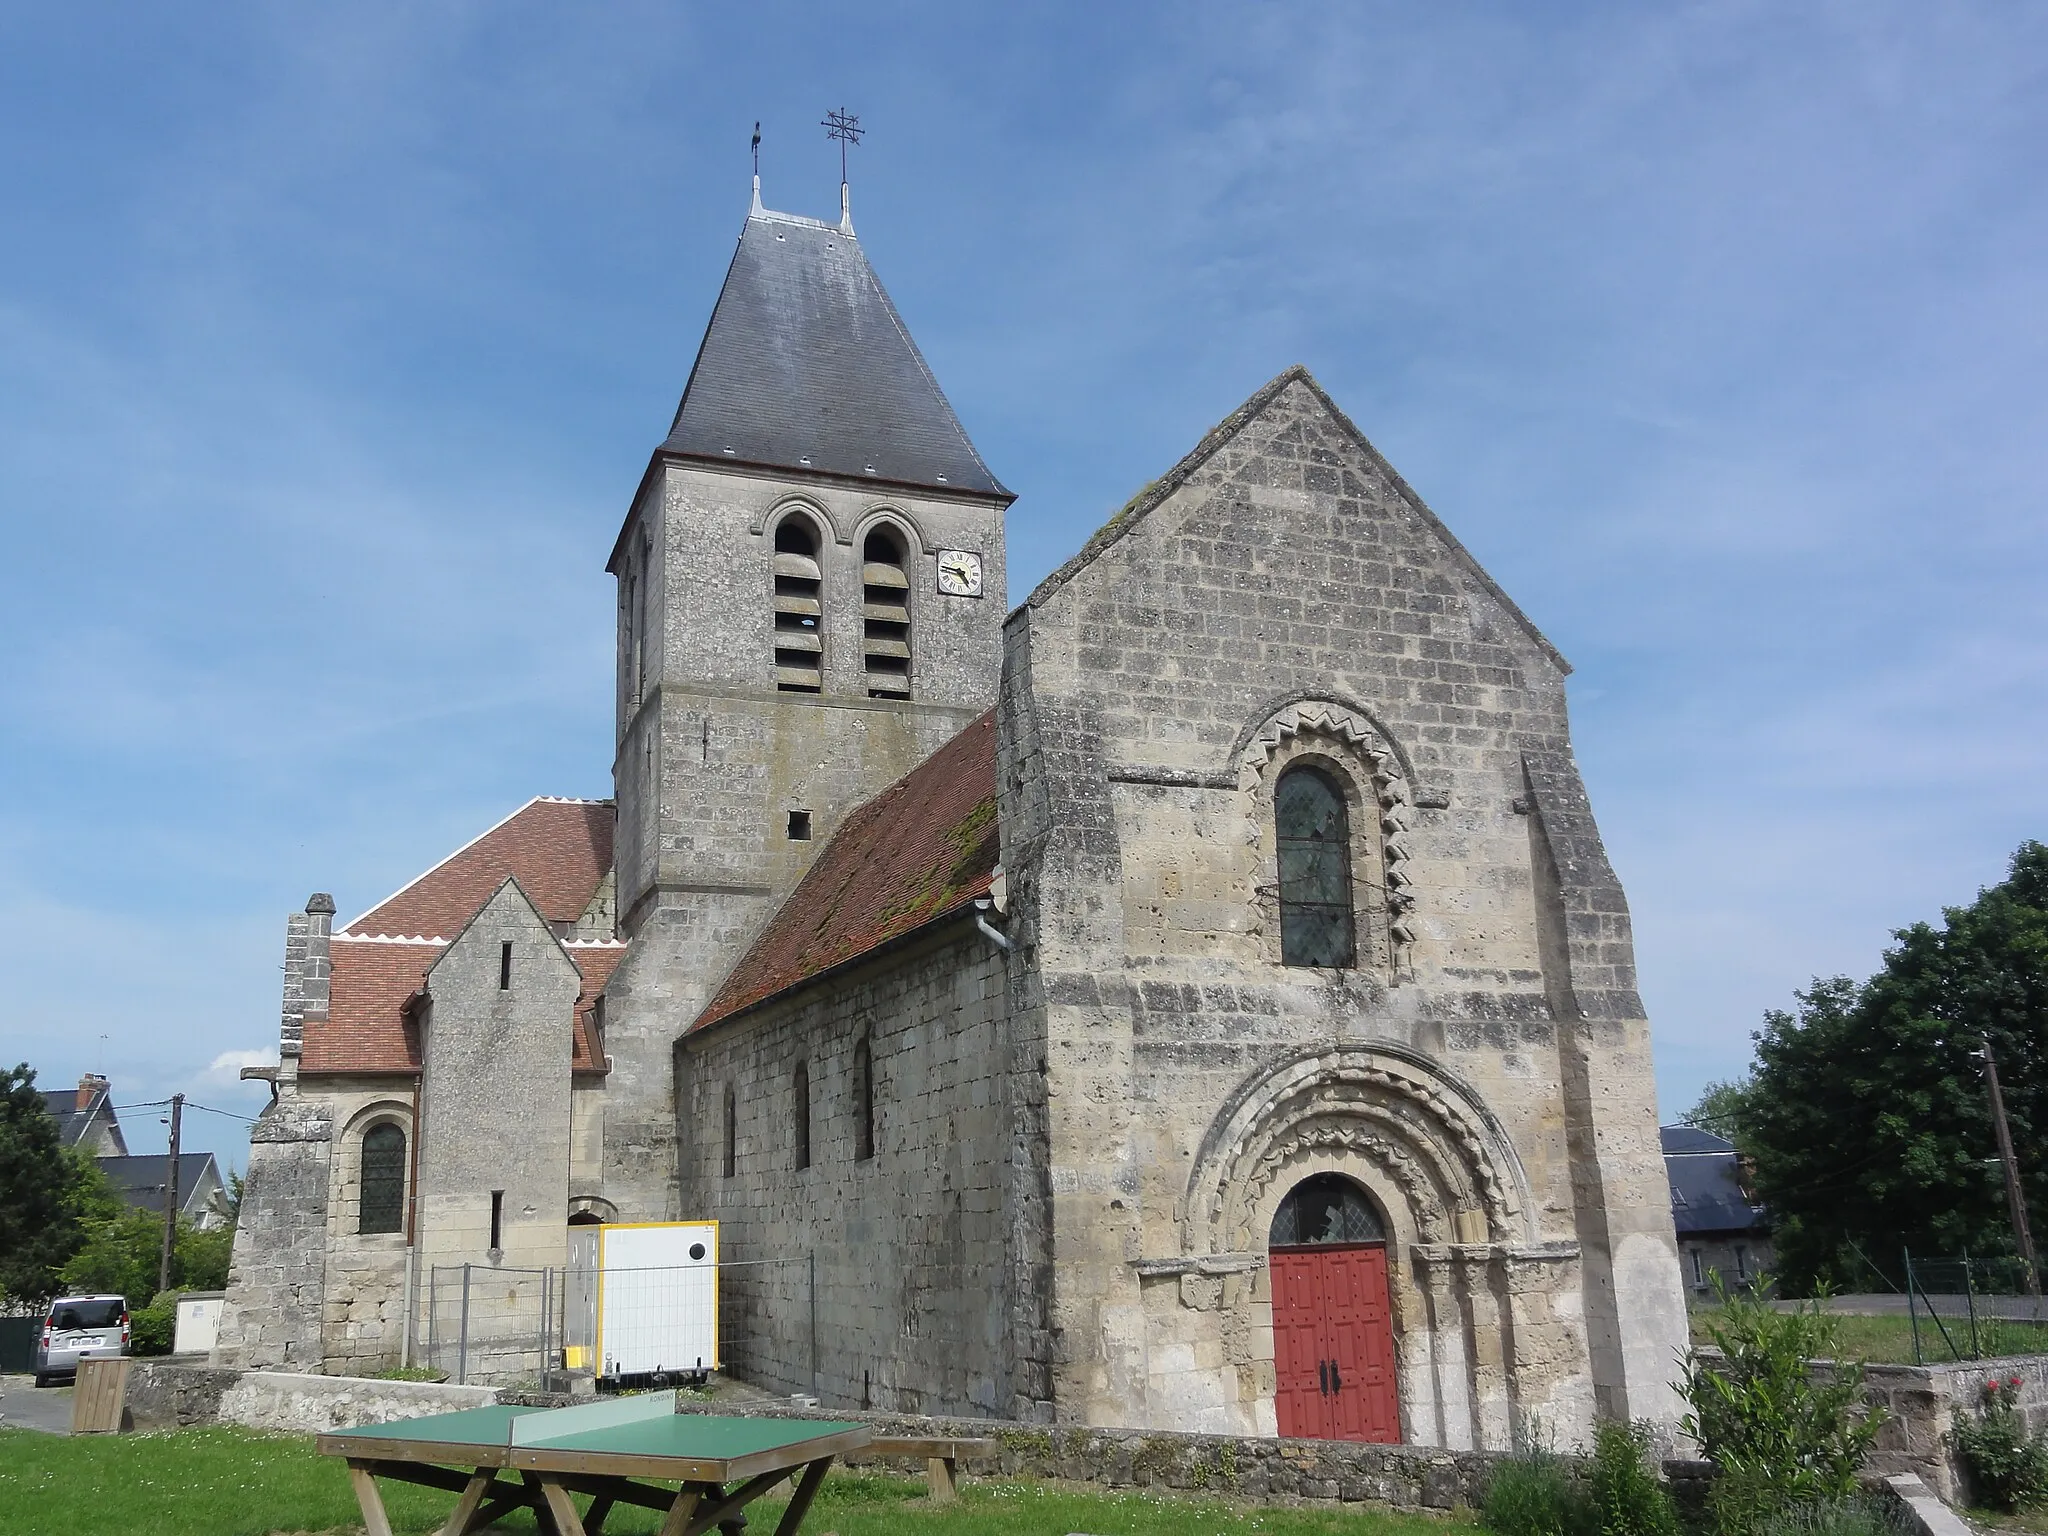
[359,1123,406,1235]
[1276,765,1356,968]
[1270,1173,1385,1248]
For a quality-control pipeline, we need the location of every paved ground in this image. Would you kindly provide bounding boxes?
[0,1373,73,1434]
[1817,1294,2048,1321]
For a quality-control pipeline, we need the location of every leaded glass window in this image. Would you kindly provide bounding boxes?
[359,1123,405,1235]
[1270,1173,1385,1247]
[1276,765,1356,967]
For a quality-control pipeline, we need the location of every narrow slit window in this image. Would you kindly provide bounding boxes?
[772,515,824,693]
[722,1084,737,1180]
[1275,764,1356,968]
[358,1123,406,1235]
[489,1189,504,1251]
[794,1062,811,1170]
[860,526,912,698]
[853,1035,874,1162]
[499,941,513,990]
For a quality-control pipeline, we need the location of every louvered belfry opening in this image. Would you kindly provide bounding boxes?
[861,526,912,697]
[772,514,824,692]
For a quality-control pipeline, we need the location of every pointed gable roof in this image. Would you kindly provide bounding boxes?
[656,205,1010,501]
[342,798,614,940]
[693,710,999,1033]
[1023,365,1567,674]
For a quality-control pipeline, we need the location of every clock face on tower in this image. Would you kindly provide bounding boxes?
[935,549,984,598]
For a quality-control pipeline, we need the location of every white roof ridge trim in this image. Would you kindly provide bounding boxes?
[563,938,629,948]
[336,933,450,945]
[339,794,608,930]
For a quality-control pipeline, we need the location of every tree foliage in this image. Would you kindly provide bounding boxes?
[59,1207,232,1313]
[0,1064,90,1304]
[1743,842,2048,1292]
[1681,1279,1883,1532]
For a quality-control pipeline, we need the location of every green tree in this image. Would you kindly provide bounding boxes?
[1744,842,2048,1292]
[58,1206,233,1312]
[1680,1076,1758,1150]
[0,1065,88,1303]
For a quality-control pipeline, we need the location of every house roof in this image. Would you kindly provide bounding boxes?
[654,205,1009,501]
[1662,1124,1769,1236]
[342,798,614,940]
[98,1153,222,1216]
[303,936,623,1075]
[693,709,1000,1033]
[40,1086,120,1151]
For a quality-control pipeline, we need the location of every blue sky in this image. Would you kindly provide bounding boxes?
[2,3,2043,1177]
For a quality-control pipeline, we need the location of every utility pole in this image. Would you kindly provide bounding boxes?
[158,1094,183,1294]
[1979,1037,2040,1298]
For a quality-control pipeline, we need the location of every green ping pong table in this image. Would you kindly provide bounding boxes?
[316,1391,869,1536]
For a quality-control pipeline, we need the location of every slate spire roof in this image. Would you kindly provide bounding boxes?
[657,197,1010,501]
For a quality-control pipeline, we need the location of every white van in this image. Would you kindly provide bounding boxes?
[34,1294,129,1386]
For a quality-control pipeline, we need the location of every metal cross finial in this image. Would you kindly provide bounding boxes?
[751,121,761,177]
[822,106,863,184]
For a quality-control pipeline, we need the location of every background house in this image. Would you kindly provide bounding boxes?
[1663,1124,1772,1294]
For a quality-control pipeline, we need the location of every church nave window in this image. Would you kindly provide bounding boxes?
[793,1062,811,1170]
[772,514,824,692]
[1275,763,1357,968]
[860,526,912,697]
[358,1123,406,1236]
[853,1035,874,1162]
[722,1084,737,1180]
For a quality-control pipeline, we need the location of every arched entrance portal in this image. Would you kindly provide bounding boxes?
[1269,1173,1401,1442]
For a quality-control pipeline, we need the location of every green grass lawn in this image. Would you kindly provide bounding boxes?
[1688,1308,2048,1365]
[0,1425,1476,1536]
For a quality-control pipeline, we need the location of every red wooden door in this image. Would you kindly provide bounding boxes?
[1270,1250,1330,1439]
[1269,1244,1400,1443]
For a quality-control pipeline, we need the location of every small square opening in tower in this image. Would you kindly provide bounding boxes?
[787,810,812,842]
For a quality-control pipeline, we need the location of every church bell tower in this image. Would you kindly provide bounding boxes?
[596,175,1014,1218]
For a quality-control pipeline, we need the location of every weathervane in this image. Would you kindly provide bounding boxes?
[822,107,863,185]
[751,121,761,177]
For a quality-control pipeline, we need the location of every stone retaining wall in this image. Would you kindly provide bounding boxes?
[1861,1351,2048,1501]
[662,1397,1498,1507]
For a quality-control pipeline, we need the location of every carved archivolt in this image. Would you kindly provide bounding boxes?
[1238,700,1418,956]
[1185,1044,1535,1254]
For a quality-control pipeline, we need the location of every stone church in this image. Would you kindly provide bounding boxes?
[216,176,1689,1449]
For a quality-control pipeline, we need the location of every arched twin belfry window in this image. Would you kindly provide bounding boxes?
[772,515,824,692]
[1275,764,1357,968]
[768,512,915,697]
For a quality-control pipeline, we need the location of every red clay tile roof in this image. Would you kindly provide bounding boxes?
[693,710,999,1033]
[342,798,614,939]
[303,937,438,1073]
[303,935,626,1076]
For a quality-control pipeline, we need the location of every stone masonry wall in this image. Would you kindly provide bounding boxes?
[601,461,1008,1229]
[995,367,1687,1443]
[412,880,581,1383]
[312,1081,416,1375]
[212,1094,333,1370]
[676,919,1020,1418]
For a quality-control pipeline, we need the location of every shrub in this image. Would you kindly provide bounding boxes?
[128,1290,179,1356]
[1484,1448,1594,1536]
[1680,1275,1884,1534]
[1747,1495,1905,1536]
[1588,1421,1679,1536]
[1953,1375,2048,1512]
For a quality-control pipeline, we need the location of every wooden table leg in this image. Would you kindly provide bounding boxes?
[926,1455,959,1503]
[538,1476,590,1536]
[773,1458,834,1536]
[437,1469,494,1536]
[656,1484,701,1536]
[584,1491,617,1535]
[346,1460,397,1536]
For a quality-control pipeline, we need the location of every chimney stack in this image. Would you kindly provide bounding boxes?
[279,893,337,1080]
